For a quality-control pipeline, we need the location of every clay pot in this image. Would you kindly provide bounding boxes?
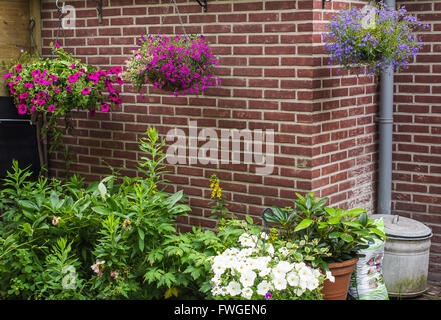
[322,257,358,300]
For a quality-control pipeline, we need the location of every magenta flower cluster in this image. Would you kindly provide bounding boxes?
[323,2,428,75]
[125,34,221,96]
[4,43,123,119]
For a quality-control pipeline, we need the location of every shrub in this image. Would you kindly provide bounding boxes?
[0,128,193,299]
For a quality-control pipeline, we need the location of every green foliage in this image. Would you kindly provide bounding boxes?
[267,192,386,267]
[0,128,201,299]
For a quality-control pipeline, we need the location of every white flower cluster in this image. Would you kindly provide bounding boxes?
[209,233,334,300]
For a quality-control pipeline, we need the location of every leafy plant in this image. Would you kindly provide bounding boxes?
[266,193,386,268]
[0,128,196,299]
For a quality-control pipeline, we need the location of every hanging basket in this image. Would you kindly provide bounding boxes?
[3,43,123,172]
[323,2,428,75]
[124,34,221,97]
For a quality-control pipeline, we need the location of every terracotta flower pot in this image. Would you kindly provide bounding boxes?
[322,257,358,300]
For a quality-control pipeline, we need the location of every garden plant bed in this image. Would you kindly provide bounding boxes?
[0,0,440,301]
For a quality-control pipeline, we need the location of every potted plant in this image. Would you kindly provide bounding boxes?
[124,34,221,97]
[3,43,123,172]
[323,2,428,75]
[207,217,334,300]
[265,192,386,300]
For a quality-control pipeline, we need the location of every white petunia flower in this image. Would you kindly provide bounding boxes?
[227,281,242,296]
[241,287,253,299]
[326,270,335,283]
[239,233,254,247]
[240,270,257,287]
[306,278,319,291]
[273,277,287,290]
[272,266,286,279]
[295,288,305,296]
[220,286,229,296]
[286,271,300,287]
[260,232,269,240]
[212,263,226,275]
[259,267,271,277]
[257,280,273,296]
[276,261,293,273]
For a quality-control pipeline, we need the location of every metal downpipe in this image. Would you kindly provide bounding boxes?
[377,0,396,215]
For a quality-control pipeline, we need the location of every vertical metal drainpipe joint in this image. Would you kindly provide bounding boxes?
[377,0,396,215]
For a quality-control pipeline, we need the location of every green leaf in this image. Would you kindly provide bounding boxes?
[139,238,145,252]
[138,228,145,240]
[328,217,341,225]
[340,233,354,242]
[17,200,39,211]
[329,231,341,239]
[21,223,33,236]
[342,221,361,228]
[294,218,313,232]
[167,190,183,209]
[369,227,386,239]
[91,206,111,215]
[98,182,107,199]
[245,215,254,225]
[359,212,368,226]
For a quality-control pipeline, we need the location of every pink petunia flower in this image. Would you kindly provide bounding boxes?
[48,105,56,112]
[82,87,91,95]
[53,87,61,94]
[66,85,72,93]
[100,103,110,112]
[3,73,13,79]
[16,64,22,72]
[68,75,79,83]
[18,104,27,114]
[115,77,124,85]
[24,83,33,89]
[31,70,41,77]
[19,92,29,100]
[112,66,122,74]
[30,106,37,114]
[68,63,76,68]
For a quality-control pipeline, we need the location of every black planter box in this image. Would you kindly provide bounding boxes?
[0,97,40,178]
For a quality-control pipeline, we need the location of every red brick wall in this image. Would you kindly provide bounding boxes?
[40,0,440,279]
[394,0,441,280]
[42,0,376,215]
